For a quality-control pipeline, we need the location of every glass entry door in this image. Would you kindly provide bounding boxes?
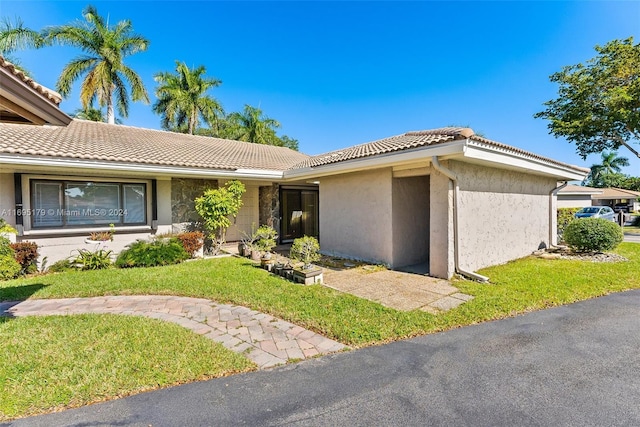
[281,189,318,242]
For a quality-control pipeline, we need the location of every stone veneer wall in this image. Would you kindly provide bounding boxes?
[259,184,280,234]
[171,178,218,227]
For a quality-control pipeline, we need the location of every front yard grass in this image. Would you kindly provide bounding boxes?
[1,243,640,420]
[0,314,254,420]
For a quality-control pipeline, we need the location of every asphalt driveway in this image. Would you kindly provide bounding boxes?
[6,290,640,426]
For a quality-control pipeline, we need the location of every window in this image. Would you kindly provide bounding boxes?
[31,180,147,228]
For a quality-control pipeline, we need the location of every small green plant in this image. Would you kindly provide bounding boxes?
[194,180,246,255]
[116,238,189,268]
[290,236,321,269]
[0,254,21,280]
[564,217,624,252]
[48,258,75,273]
[632,215,640,227]
[0,218,17,235]
[10,242,39,275]
[73,249,113,270]
[0,236,14,258]
[252,225,278,254]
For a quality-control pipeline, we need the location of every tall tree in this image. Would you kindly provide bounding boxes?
[0,17,45,76]
[535,37,640,160]
[153,61,223,134]
[44,5,150,124]
[585,151,630,187]
[226,105,281,145]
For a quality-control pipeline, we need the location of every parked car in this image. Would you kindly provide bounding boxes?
[574,206,616,222]
[613,203,630,213]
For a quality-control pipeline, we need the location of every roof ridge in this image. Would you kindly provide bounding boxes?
[405,127,474,138]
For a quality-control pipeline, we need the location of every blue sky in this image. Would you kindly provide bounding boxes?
[3,1,640,175]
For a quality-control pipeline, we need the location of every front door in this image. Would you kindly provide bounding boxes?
[280,188,318,242]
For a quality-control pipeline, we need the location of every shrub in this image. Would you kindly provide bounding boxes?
[557,207,580,242]
[10,242,39,274]
[0,254,20,280]
[252,225,278,254]
[632,215,640,226]
[73,249,113,270]
[0,236,14,258]
[290,236,321,269]
[564,217,623,252]
[116,238,189,268]
[194,180,246,255]
[48,258,75,273]
[176,231,204,258]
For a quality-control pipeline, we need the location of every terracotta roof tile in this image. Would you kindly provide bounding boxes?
[0,119,309,171]
[292,127,470,169]
[0,56,62,105]
[291,127,588,174]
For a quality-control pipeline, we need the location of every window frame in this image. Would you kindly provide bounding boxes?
[30,178,148,229]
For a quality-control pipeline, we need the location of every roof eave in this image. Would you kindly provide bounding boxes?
[0,67,71,126]
[283,140,467,180]
[463,140,589,181]
[0,154,285,180]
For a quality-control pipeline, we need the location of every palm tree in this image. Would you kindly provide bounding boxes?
[153,61,223,135]
[586,151,630,187]
[44,5,149,124]
[227,105,281,145]
[0,17,45,76]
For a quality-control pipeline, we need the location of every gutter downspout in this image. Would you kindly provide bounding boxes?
[549,181,568,247]
[431,156,489,283]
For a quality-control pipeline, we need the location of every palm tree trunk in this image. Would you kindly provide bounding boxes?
[106,98,115,124]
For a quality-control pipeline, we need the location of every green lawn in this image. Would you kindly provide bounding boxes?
[2,243,640,420]
[0,314,254,420]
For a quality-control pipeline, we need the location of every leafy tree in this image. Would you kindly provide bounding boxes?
[153,61,223,134]
[535,37,640,159]
[194,180,245,255]
[584,151,630,187]
[44,5,150,124]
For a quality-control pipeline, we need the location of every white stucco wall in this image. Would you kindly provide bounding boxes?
[450,160,557,273]
[319,168,393,264]
[557,195,593,208]
[0,172,15,228]
[429,168,455,279]
[392,175,430,268]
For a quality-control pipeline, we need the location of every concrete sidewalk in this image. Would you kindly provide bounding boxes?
[0,295,348,369]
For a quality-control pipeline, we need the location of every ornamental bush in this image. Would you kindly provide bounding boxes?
[290,236,321,269]
[116,238,189,268]
[10,242,39,274]
[563,217,623,252]
[176,231,204,258]
[0,254,20,280]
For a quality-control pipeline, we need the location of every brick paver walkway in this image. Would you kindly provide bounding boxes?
[0,296,348,369]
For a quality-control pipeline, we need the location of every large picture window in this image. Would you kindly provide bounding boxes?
[31,180,147,228]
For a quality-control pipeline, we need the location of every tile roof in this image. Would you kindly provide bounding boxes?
[292,127,472,169]
[0,119,309,171]
[558,184,603,195]
[592,187,640,199]
[0,56,63,106]
[290,127,587,174]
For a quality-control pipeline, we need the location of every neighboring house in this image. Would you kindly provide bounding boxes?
[592,188,640,212]
[557,184,603,208]
[0,56,589,279]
